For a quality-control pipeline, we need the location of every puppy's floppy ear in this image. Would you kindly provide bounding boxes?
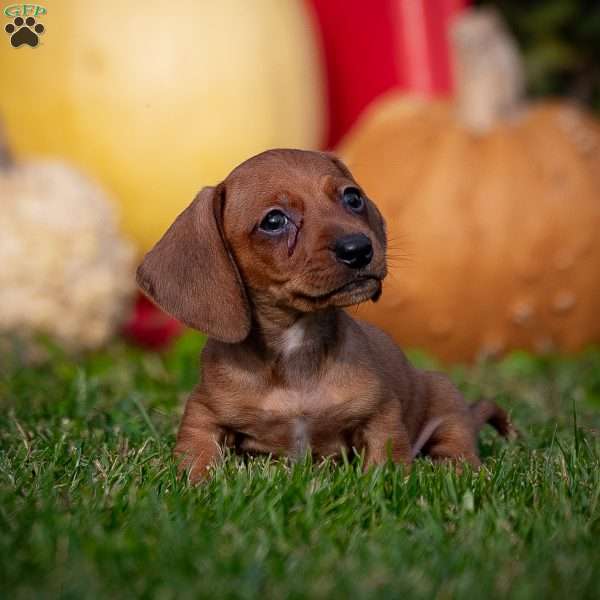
[136,185,251,343]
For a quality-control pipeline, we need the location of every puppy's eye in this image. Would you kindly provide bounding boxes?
[342,187,365,213]
[259,209,289,233]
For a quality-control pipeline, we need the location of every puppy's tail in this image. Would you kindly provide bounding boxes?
[470,399,514,438]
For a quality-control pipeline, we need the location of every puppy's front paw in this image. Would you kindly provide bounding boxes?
[176,454,215,484]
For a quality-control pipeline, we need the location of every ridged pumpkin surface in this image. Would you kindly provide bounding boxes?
[0,0,325,252]
[340,94,600,362]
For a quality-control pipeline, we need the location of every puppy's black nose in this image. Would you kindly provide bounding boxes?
[334,234,373,269]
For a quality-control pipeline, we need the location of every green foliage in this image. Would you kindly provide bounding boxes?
[477,0,600,113]
[1,338,600,598]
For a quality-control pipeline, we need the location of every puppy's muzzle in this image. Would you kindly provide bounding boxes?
[334,233,373,269]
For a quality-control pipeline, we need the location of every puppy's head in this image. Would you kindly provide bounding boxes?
[137,149,387,342]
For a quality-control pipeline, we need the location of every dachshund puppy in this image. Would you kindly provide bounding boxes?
[137,149,511,481]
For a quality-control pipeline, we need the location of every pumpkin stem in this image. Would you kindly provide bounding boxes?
[0,122,14,170]
[450,8,526,133]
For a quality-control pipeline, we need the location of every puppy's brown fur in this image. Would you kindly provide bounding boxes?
[138,149,511,481]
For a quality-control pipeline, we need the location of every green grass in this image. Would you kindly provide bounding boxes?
[1,333,600,599]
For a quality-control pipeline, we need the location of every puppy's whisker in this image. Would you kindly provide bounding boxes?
[385,257,412,265]
[385,252,410,258]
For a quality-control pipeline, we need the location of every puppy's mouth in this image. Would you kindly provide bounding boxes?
[297,276,382,306]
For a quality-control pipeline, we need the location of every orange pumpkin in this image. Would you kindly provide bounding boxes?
[340,9,600,362]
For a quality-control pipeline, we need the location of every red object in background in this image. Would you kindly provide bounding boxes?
[307,0,469,147]
[122,294,184,350]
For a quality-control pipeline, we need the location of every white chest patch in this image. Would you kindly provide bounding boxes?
[281,321,305,357]
[291,417,309,457]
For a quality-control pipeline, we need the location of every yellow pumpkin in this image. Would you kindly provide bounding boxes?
[0,0,325,252]
[340,9,600,363]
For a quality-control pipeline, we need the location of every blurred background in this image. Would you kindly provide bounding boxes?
[1,0,599,364]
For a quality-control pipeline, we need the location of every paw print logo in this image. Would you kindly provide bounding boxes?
[5,16,45,48]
